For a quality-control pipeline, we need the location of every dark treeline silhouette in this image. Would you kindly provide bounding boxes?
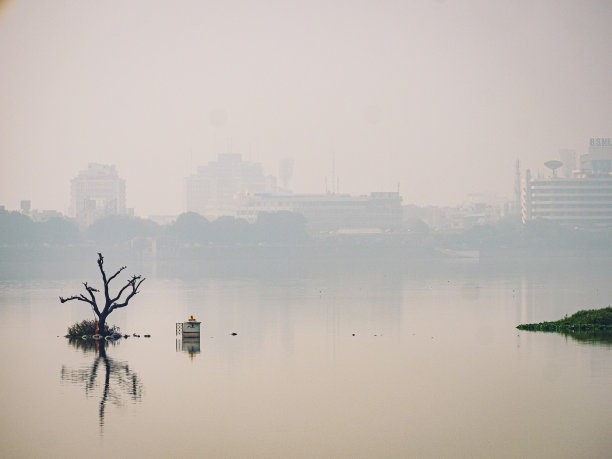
[436,216,612,251]
[0,209,308,247]
[87,215,160,245]
[165,211,308,245]
[2,208,612,251]
[0,210,79,245]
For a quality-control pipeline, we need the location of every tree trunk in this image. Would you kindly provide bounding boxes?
[98,313,108,336]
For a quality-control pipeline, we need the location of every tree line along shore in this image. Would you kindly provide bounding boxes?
[2,208,612,251]
[517,307,612,332]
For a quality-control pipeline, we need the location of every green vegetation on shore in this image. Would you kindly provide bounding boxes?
[517,306,612,331]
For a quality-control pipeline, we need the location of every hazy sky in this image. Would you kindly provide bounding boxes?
[1,0,611,217]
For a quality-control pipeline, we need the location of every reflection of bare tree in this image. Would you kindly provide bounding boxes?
[61,339,143,430]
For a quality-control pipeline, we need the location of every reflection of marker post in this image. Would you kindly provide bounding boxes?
[182,337,201,360]
[176,336,201,359]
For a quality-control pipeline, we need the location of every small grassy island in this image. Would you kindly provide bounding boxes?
[65,319,120,338]
[517,306,612,332]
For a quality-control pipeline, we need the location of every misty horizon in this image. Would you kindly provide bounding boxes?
[2,0,612,216]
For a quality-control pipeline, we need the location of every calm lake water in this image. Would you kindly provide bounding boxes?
[1,257,612,458]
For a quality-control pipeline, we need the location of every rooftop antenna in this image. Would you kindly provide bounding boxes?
[544,160,563,178]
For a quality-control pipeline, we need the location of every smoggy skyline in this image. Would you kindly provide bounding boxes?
[1,0,612,217]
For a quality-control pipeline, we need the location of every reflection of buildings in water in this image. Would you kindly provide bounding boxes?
[60,339,143,430]
[176,337,201,360]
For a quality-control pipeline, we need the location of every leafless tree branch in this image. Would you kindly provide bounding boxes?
[107,266,127,284]
[82,282,101,315]
[59,295,94,307]
[111,275,145,311]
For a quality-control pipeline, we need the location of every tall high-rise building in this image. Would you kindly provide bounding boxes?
[70,163,126,226]
[186,154,276,219]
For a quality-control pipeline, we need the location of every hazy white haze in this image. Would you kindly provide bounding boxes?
[1,0,611,217]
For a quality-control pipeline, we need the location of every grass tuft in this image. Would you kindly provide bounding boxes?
[66,319,120,337]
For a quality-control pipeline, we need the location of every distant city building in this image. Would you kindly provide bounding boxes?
[30,209,64,222]
[20,200,31,215]
[406,199,505,232]
[18,200,67,222]
[17,199,69,222]
[580,137,612,174]
[522,139,612,228]
[237,192,403,235]
[186,154,277,219]
[558,149,577,178]
[70,163,126,226]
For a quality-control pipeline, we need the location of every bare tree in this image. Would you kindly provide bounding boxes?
[60,253,145,335]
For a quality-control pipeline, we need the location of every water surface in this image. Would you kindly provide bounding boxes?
[1,259,611,457]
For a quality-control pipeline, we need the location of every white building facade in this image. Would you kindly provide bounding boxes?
[186,154,276,219]
[70,164,126,226]
[522,140,612,229]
